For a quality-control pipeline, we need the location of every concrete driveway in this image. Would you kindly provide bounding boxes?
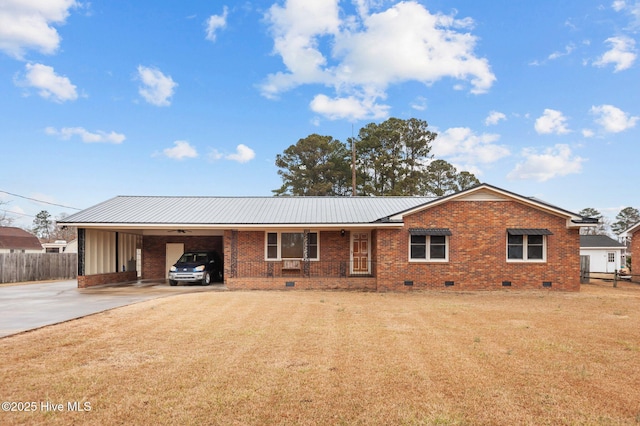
[0,280,226,338]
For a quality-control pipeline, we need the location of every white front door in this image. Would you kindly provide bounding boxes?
[166,243,184,279]
[350,232,370,275]
[606,252,617,273]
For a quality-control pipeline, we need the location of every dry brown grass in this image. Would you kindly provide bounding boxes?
[1,281,639,425]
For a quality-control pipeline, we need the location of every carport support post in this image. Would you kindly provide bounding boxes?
[115,232,119,272]
[231,230,238,279]
[77,228,85,276]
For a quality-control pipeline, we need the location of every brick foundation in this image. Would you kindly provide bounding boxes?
[226,277,377,291]
[78,271,138,288]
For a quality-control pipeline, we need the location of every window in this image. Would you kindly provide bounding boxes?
[409,229,450,262]
[267,233,278,259]
[266,231,319,260]
[507,229,551,262]
[608,252,616,263]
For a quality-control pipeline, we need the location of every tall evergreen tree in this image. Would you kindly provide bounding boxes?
[352,117,436,195]
[274,134,351,196]
[273,118,481,197]
[611,207,640,235]
[32,210,53,240]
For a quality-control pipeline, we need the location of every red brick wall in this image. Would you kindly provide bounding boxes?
[631,230,640,273]
[78,271,137,288]
[142,235,223,280]
[376,200,580,291]
[134,201,580,291]
[225,230,358,289]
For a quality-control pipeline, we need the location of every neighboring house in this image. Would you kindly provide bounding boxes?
[59,184,596,291]
[41,240,70,253]
[0,227,43,253]
[579,235,626,273]
[63,239,78,253]
[624,221,640,272]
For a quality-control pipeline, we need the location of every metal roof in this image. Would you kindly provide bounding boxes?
[409,228,452,236]
[59,196,436,226]
[507,228,553,235]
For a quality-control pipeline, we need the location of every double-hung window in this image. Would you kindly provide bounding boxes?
[266,231,319,260]
[409,228,451,262]
[506,229,551,262]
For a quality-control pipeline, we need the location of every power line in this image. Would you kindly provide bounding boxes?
[0,209,35,218]
[0,190,82,210]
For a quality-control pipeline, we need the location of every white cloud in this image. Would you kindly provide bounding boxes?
[261,1,495,121]
[431,127,510,170]
[485,111,506,126]
[225,144,255,163]
[410,96,427,111]
[19,63,77,102]
[310,93,389,120]
[590,104,639,133]
[45,126,125,144]
[163,141,198,160]
[593,36,636,72]
[612,1,640,29]
[535,109,571,135]
[207,149,224,161]
[613,1,626,12]
[582,129,595,138]
[0,0,77,59]
[507,144,584,182]
[137,65,177,107]
[548,43,575,60]
[209,144,256,163]
[205,6,228,42]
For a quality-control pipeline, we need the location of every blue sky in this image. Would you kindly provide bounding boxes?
[1,0,638,230]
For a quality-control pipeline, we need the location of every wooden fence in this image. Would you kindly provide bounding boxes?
[0,253,77,284]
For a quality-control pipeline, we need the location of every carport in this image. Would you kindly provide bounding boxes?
[72,226,224,288]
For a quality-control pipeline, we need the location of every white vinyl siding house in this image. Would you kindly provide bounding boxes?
[579,235,626,273]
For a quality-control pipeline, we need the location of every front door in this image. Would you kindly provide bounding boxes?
[606,252,616,273]
[351,232,370,275]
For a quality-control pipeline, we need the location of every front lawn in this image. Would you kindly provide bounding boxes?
[1,282,639,425]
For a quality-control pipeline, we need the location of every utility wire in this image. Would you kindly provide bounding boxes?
[0,209,35,218]
[0,190,82,210]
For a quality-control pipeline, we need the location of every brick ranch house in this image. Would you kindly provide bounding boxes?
[58,184,596,291]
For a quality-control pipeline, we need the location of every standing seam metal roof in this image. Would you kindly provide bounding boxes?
[59,196,437,225]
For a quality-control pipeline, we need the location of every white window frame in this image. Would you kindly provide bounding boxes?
[265,231,319,261]
[409,234,449,263]
[506,234,547,263]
